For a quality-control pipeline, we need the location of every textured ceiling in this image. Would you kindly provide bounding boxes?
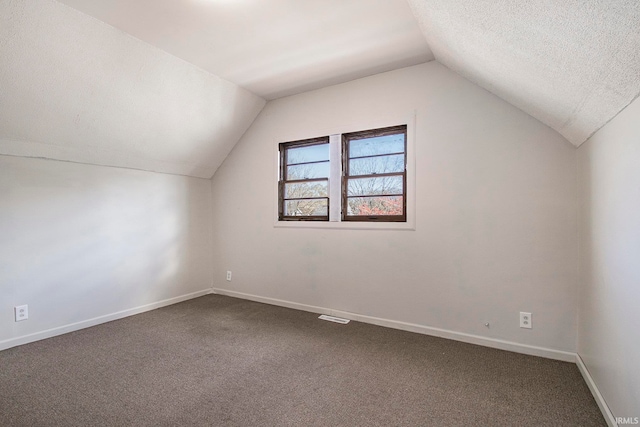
[56,0,434,100]
[407,0,640,146]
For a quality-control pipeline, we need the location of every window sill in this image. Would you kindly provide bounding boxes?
[273,219,415,231]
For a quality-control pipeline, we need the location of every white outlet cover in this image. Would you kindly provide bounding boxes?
[15,305,28,322]
[226,271,232,281]
[520,312,532,329]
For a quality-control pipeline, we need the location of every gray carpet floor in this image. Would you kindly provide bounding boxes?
[0,294,605,426]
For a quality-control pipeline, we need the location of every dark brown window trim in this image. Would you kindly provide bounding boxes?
[278,136,330,221]
[342,125,407,222]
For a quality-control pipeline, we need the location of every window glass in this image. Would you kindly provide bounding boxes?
[286,162,330,180]
[346,176,403,197]
[284,199,329,217]
[278,125,407,223]
[287,144,329,164]
[349,134,404,158]
[279,137,330,221]
[285,181,328,199]
[346,196,404,216]
[342,125,407,222]
[348,154,404,176]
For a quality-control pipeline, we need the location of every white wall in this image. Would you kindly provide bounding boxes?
[0,156,213,346]
[211,62,578,354]
[578,96,640,419]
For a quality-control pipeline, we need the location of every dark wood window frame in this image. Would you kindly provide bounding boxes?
[341,125,407,222]
[278,136,330,221]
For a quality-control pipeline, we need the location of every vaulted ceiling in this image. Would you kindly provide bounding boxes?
[1,0,638,178]
[56,0,433,100]
[406,0,640,146]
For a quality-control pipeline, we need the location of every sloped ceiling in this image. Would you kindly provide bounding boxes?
[406,0,640,146]
[55,0,433,100]
[0,0,266,179]
[0,0,432,178]
[3,0,638,178]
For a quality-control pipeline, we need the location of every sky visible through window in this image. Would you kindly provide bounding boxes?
[286,143,330,180]
[349,134,404,158]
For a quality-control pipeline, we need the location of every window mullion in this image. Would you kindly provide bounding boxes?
[329,134,341,222]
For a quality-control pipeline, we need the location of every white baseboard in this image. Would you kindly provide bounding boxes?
[211,288,576,363]
[0,289,212,352]
[576,354,618,427]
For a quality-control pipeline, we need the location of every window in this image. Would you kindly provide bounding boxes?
[342,125,407,222]
[277,124,408,224]
[278,136,330,221]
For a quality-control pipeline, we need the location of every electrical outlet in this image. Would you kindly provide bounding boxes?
[226,271,232,281]
[15,305,28,322]
[520,312,532,329]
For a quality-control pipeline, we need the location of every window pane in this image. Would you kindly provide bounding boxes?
[284,199,328,216]
[285,180,328,199]
[286,161,329,180]
[287,144,329,164]
[349,154,404,176]
[346,196,403,216]
[349,133,404,158]
[347,176,403,197]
